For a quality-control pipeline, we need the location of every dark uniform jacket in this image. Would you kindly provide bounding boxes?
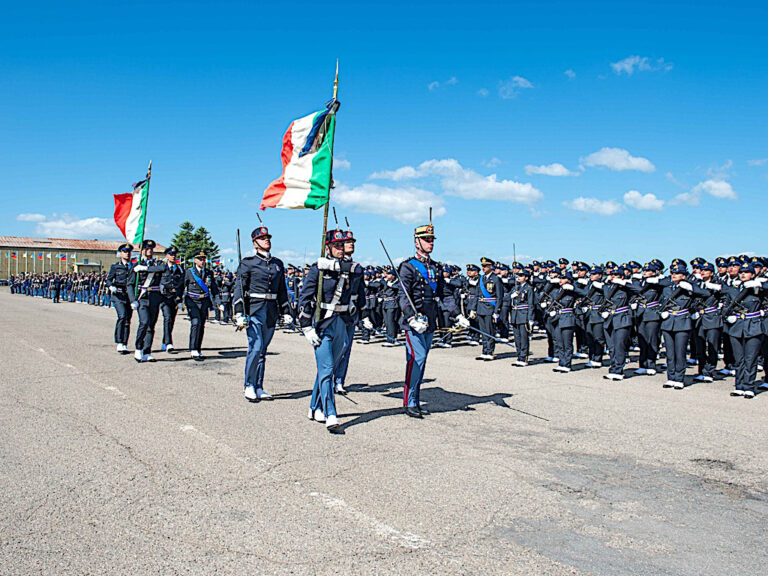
[298,259,367,331]
[723,283,767,338]
[509,283,535,325]
[160,261,185,300]
[397,256,457,332]
[659,281,710,332]
[232,253,290,327]
[476,273,504,316]
[184,266,219,304]
[127,259,165,303]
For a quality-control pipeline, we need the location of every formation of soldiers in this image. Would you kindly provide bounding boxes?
[11,271,114,305]
[9,222,768,429]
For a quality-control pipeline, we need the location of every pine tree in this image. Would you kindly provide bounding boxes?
[170,221,196,265]
[190,226,220,264]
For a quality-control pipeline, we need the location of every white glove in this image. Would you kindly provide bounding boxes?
[645,276,660,284]
[511,291,519,299]
[562,283,574,291]
[630,302,638,310]
[235,313,248,328]
[130,301,139,310]
[408,316,428,334]
[660,311,670,319]
[540,302,548,308]
[527,321,534,331]
[218,304,225,311]
[492,313,500,322]
[109,285,117,293]
[468,310,477,320]
[694,273,702,280]
[302,326,321,347]
[133,265,148,272]
[593,281,604,289]
[704,281,721,291]
[743,280,761,289]
[282,314,294,325]
[455,314,470,328]
[549,310,557,317]
[317,257,339,272]
[726,315,737,324]
[362,317,374,330]
[612,278,628,286]
[548,277,560,284]
[678,281,693,291]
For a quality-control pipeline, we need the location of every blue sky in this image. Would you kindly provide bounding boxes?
[2,0,766,267]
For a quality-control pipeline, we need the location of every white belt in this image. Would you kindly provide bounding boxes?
[249,292,277,300]
[320,303,349,312]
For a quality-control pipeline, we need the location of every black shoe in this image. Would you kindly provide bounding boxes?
[405,407,423,418]
[418,407,431,416]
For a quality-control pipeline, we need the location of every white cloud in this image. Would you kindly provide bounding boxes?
[525,163,576,176]
[427,81,440,91]
[334,183,446,224]
[623,190,664,211]
[692,179,737,200]
[665,172,687,189]
[445,76,458,86]
[428,77,458,91]
[34,215,119,239]
[581,147,655,172]
[220,247,236,255]
[477,88,489,97]
[610,55,673,75]
[273,249,305,263]
[670,191,700,206]
[16,213,46,222]
[748,158,767,166]
[564,69,576,79]
[483,157,502,168]
[370,158,542,205]
[334,158,351,171]
[564,197,624,216]
[498,76,534,99]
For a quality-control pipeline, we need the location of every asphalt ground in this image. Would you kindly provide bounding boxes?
[1,288,767,575]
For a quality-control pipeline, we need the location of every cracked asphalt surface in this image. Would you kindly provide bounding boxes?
[1,288,767,575]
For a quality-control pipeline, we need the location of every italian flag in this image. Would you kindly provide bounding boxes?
[261,102,337,210]
[113,179,149,244]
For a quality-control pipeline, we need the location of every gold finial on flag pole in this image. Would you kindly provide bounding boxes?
[333,59,339,100]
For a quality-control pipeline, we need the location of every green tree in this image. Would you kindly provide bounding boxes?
[170,221,196,264]
[190,226,220,264]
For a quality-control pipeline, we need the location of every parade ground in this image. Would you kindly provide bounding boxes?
[1,288,766,576]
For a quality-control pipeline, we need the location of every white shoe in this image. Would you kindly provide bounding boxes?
[335,383,347,395]
[134,350,143,362]
[663,380,674,388]
[743,389,755,399]
[165,344,174,352]
[467,340,480,346]
[116,344,123,353]
[730,389,745,397]
[307,408,315,420]
[476,354,493,361]
[513,360,528,367]
[326,414,340,431]
[574,352,588,359]
[314,409,326,422]
[673,381,685,389]
[190,350,200,358]
[142,354,155,362]
[244,386,258,402]
[499,338,510,343]
[634,368,648,376]
[382,342,396,347]
[646,368,657,376]
[256,389,273,400]
[553,366,571,373]
[603,373,622,381]
[701,376,714,383]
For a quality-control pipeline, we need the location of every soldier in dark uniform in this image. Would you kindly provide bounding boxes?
[509,267,535,366]
[549,270,578,372]
[633,262,664,376]
[128,239,166,362]
[184,251,219,360]
[582,266,607,368]
[437,265,463,348]
[693,262,727,382]
[380,268,401,346]
[723,262,767,398]
[476,257,504,361]
[360,268,381,343]
[658,262,709,389]
[601,265,641,380]
[219,272,234,324]
[106,243,134,354]
[496,263,512,342]
[464,264,481,346]
[233,225,293,402]
[333,228,364,394]
[160,246,184,353]
[396,223,469,417]
[298,229,371,431]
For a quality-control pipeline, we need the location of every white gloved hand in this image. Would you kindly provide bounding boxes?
[362,317,374,330]
[743,279,761,289]
[548,277,560,284]
[592,281,604,289]
[218,304,225,311]
[302,326,321,347]
[455,314,470,328]
[235,313,248,328]
[527,321,534,331]
[130,301,139,310]
[511,291,519,299]
[468,310,477,320]
[408,316,428,334]
[726,315,737,324]
[492,313,500,322]
[678,281,693,291]
[549,310,557,317]
[282,314,294,325]
[704,281,721,291]
[540,302,548,308]
[660,311,670,319]
[133,265,148,272]
[109,285,117,294]
[562,283,574,291]
[317,257,340,272]
[613,278,628,286]
[645,276,660,284]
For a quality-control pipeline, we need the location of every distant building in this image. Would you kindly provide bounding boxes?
[0,236,166,280]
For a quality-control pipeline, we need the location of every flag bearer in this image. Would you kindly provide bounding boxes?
[128,239,167,362]
[233,225,293,401]
[298,229,372,431]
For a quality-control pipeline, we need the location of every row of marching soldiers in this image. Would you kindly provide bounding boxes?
[356,255,768,399]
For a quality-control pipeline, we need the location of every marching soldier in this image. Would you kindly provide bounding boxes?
[333,227,361,394]
[509,267,535,366]
[633,263,664,376]
[464,264,481,346]
[380,268,401,346]
[694,262,727,382]
[396,222,469,417]
[106,243,134,354]
[233,225,293,402]
[128,239,166,362]
[184,251,219,360]
[582,266,607,368]
[160,246,184,353]
[601,265,641,381]
[475,257,504,361]
[298,229,372,431]
[550,270,578,372]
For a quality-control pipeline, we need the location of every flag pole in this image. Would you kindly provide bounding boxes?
[314,60,339,323]
[135,160,152,293]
